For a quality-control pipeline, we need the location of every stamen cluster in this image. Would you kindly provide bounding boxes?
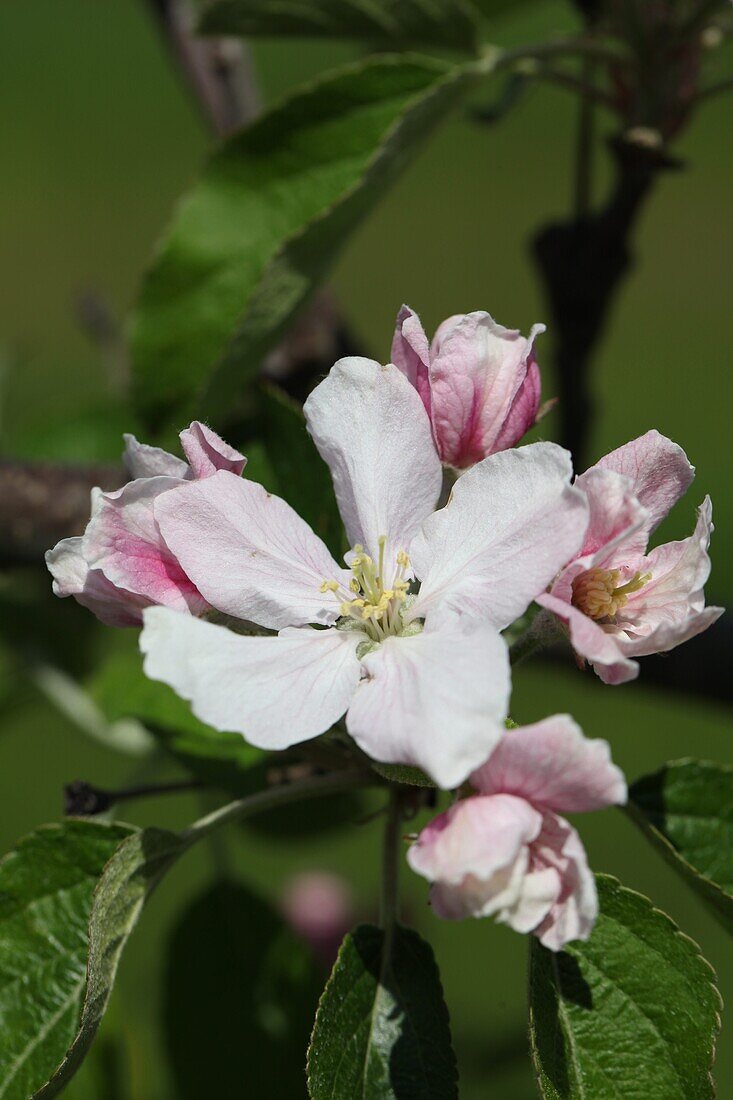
[571,567,651,621]
[320,537,410,641]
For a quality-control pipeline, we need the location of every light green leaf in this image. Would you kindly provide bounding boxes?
[529,875,721,1100]
[33,826,185,1099]
[130,54,477,428]
[0,821,133,1100]
[628,758,733,932]
[199,0,480,53]
[307,923,458,1098]
[87,645,266,793]
[164,879,321,1096]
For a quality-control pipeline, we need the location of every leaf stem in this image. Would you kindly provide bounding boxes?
[179,768,376,847]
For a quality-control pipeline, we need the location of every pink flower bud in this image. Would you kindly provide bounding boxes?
[391,306,545,468]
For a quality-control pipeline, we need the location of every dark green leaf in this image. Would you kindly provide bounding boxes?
[200,0,480,53]
[0,821,133,1100]
[628,758,733,932]
[260,383,344,558]
[307,923,458,1099]
[164,879,322,1097]
[529,875,721,1100]
[34,826,185,1098]
[130,54,476,428]
[369,761,435,787]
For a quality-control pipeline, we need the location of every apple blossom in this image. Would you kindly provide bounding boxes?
[45,422,246,627]
[536,430,723,684]
[391,304,545,468]
[407,716,627,949]
[139,357,588,788]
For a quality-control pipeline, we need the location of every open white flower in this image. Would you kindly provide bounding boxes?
[141,358,588,788]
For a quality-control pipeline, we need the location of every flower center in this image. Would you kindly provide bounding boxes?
[320,537,411,641]
[571,567,651,621]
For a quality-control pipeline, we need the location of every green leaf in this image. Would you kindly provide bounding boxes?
[0,821,133,1100]
[627,758,733,932]
[87,645,266,794]
[369,761,435,787]
[130,54,477,428]
[529,875,721,1100]
[307,923,458,1099]
[199,0,480,53]
[164,879,322,1097]
[33,826,185,1099]
[260,383,344,558]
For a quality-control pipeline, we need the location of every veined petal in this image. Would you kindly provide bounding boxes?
[407,793,542,892]
[619,498,723,657]
[83,477,208,614]
[123,434,189,480]
[391,304,432,414]
[140,609,361,749]
[536,592,639,685]
[411,443,588,630]
[533,813,598,950]
[471,715,627,813]
[45,537,150,627]
[303,357,441,565]
[179,421,246,479]
[574,467,650,564]
[593,429,694,533]
[154,471,350,630]
[346,621,510,789]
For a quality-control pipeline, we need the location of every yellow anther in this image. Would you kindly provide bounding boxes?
[572,567,652,621]
[397,551,410,569]
[319,579,339,593]
[349,578,360,593]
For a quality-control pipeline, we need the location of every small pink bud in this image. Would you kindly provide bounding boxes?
[391,306,545,469]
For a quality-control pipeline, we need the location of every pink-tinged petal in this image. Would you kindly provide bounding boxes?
[536,592,639,685]
[154,471,349,631]
[532,813,598,950]
[471,714,627,813]
[428,313,544,467]
[574,467,649,563]
[45,537,150,627]
[179,421,246,479]
[390,304,432,415]
[122,434,189,480]
[346,621,510,789]
[140,609,361,750]
[492,353,542,453]
[592,429,694,532]
[411,443,588,631]
[304,357,441,565]
[408,794,544,920]
[83,478,208,615]
[618,497,723,657]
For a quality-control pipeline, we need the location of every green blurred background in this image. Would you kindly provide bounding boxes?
[0,1,731,1096]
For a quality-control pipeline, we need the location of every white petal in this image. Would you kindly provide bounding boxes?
[303,357,441,564]
[410,443,588,630]
[140,608,362,750]
[123,434,189,480]
[346,621,510,788]
[154,471,350,630]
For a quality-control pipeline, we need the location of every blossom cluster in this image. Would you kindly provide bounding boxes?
[47,306,721,949]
